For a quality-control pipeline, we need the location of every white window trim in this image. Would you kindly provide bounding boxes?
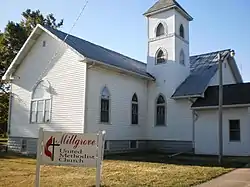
[30,80,52,124]
[99,86,111,125]
[131,93,139,125]
[155,21,168,38]
[129,140,138,149]
[229,119,241,142]
[155,94,167,126]
[179,24,185,39]
[155,48,168,65]
[180,49,185,66]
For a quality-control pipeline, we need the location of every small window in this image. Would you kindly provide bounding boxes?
[180,50,185,65]
[180,24,184,38]
[131,93,138,125]
[100,86,110,123]
[156,95,166,126]
[156,23,165,37]
[42,41,46,47]
[229,120,240,141]
[21,139,27,152]
[156,49,167,64]
[129,140,138,149]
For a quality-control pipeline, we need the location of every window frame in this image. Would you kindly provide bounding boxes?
[30,80,52,124]
[156,23,165,37]
[131,93,139,125]
[179,24,185,38]
[129,140,138,149]
[155,94,166,126]
[21,139,27,152]
[229,120,241,142]
[100,86,111,124]
[155,48,168,65]
[180,49,185,65]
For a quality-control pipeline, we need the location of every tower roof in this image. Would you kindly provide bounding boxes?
[144,0,193,21]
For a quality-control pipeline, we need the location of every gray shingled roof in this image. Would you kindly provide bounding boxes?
[44,26,154,79]
[172,49,234,98]
[44,27,241,99]
[192,83,250,108]
[144,0,193,21]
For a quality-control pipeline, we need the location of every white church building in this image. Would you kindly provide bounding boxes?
[3,0,250,156]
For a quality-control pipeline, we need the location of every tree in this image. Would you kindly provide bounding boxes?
[0,9,63,134]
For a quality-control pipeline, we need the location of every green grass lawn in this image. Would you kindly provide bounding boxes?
[0,152,248,187]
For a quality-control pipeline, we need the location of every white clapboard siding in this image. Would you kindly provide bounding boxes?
[209,59,236,86]
[85,67,148,140]
[195,108,250,156]
[146,82,194,141]
[10,31,86,138]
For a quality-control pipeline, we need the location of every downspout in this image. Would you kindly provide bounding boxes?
[7,80,13,136]
[188,98,197,153]
[83,61,95,133]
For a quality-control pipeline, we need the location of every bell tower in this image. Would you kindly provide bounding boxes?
[144,0,193,96]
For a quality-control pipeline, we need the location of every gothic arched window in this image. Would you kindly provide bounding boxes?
[131,93,138,125]
[156,23,165,37]
[180,24,184,38]
[30,80,51,123]
[100,86,110,123]
[156,94,166,126]
[156,48,167,64]
[180,49,185,65]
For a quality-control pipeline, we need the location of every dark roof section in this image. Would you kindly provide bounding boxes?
[44,26,154,80]
[191,83,250,108]
[144,0,193,21]
[172,49,233,98]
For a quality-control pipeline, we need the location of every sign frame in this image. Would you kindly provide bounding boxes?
[35,128,106,187]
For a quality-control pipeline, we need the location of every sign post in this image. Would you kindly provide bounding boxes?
[35,128,44,187]
[35,128,106,187]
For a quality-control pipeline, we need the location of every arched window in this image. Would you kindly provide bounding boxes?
[100,86,110,123]
[131,93,138,125]
[156,95,166,126]
[30,80,51,123]
[180,50,185,65]
[156,49,167,64]
[156,23,165,37]
[180,24,184,38]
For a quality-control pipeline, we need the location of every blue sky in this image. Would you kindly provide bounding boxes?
[1,0,250,81]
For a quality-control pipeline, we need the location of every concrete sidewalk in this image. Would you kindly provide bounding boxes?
[197,166,250,187]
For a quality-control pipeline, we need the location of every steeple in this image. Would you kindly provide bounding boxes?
[145,0,193,97]
[144,0,193,21]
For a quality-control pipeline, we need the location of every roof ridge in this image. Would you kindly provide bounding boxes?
[190,49,231,57]
[46,26,146,66]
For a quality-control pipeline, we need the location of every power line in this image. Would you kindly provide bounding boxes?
[31,0,89,91]
[10,1,90,124]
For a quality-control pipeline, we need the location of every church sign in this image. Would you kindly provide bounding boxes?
[35,128,106,187]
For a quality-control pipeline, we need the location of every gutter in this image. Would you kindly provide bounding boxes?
[191,103,250,110]
[171,94,203,99]
[79,57,155,81]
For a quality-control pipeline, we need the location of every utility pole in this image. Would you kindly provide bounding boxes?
[218,50,235,165]
[218,53,223,164]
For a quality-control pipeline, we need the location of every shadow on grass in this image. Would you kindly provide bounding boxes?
[1,151,248,169]
[0,151,36,159]
[104,151,249,169]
